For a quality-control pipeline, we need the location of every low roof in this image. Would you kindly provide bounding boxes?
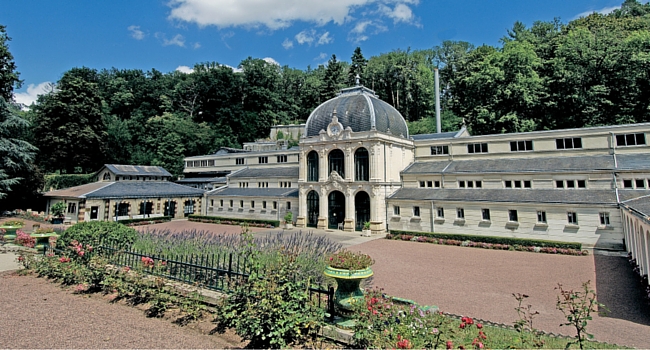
[102,164,172,177]
[209,187,298,198]
[45,181,204,199]
[410,128,467,141]
[228,167,299,179]
[389,188,619,205]
[621,195,650,218]
[176,177,227,183]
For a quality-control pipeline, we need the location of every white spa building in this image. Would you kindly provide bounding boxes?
[183,85,650,275]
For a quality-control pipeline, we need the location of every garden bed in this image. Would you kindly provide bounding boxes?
[387,230,587,256]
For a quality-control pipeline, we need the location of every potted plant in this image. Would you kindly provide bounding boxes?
[1,219,24,242]
[324,250,375,316]
[50,202,66,224]
[362,221,371,237]
[284,211,293,229]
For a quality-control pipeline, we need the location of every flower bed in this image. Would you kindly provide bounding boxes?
[188,215,278,228]
[386,232,588,256]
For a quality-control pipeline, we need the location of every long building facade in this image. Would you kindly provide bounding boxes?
[184,85,650,255]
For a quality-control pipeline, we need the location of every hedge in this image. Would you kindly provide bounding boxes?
[43,173,96,191]
[188,215,279,228]
[117,216,172,226]
[389,230,582,250]
[58,221,138,250]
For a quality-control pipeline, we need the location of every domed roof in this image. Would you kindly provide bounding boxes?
[305,86,409,138]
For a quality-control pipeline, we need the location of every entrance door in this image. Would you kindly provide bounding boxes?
[328,191,345,229]
[164,200,176,217]
[307,191,319,227]
[355,191,370,231]
[90,206,98,220]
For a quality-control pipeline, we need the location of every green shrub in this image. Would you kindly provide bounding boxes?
[117,216,172,226]
[43,173,95,191]
[389,230,582,250]
[188,214,279,228]
[59,221,138,250]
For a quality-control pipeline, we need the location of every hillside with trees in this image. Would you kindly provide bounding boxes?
[1,0,649,209]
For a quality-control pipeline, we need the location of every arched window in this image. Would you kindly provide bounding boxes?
[328,149,345,178]
[354,148,369,181]
[307,151,319,182]
[103,172,111,181]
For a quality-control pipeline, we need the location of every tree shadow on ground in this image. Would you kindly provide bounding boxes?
[594,255,650,326]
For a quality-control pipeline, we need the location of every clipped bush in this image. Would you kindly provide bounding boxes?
[389,230,582,250]
[188,214,279,228]
[58,221,138,250]
[117,216,172,226]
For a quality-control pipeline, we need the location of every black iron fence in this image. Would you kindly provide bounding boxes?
[44,244,335,319]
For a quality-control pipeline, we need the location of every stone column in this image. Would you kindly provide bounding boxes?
[319,149,328,182]
[295,187,307,228]
[343,186,354,232]
[317,187,328,229]
[344,147,353,181]
[298,150,306,182]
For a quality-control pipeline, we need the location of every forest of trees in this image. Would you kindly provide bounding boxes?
[1,0,650,210]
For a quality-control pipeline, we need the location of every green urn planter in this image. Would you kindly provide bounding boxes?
[30,232,59,251]
[324,265,373,316]
[1,223,24,242]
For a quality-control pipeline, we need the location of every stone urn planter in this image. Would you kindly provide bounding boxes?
[30,231,59,251]
[324,266,373,316]
[324,250,375,317]
[1,220,24,242]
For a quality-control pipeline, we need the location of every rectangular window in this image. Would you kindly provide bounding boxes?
[229,200,233,208]
[636,179,646,188]
[413,206,420,217]
[599,212,610,225]
[437,207,444,218]
[419,181,425,188]
[467,181,474,188]
[251,201,255,208]
[263,201,267,209]
[475,181,482,188]
[277,155,287,163]
[259,156,268,164]
[556,180,564,188]
[456,208,465,219]
[510,140,533,152]
[566,180,575,188]
[577,180,586,188]
[467,143,489,154]
[537,211,547,223]
[623,179,633,188]
[394,206,401,215]
[220,199,223,207]
[287,202,291,210]
[273,201,277,210]
[236,158,244,165]
[524,180,531,188]
[240,200,244,208]
[430,145,449,155]
[514,180,522,188]
[556,137,583,149]
[505,180,512,188]
[458,181,466,188]
[508,210,518,222]
[434,181,441,188]
[67,203,76,214]
[482,208,491,221]
[428,181,433,188]
[210,199,214,207]
[567,212,578,224]
[616,133,646,147]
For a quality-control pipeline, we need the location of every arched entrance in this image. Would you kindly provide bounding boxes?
[328,191,345,229]
[355,191,370,231]
[307,190,319,227]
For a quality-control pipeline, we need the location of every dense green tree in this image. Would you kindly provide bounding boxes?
[32,68,106,173]
[0,25,21,101]
[321,54,346,100]
[347,47,368,86]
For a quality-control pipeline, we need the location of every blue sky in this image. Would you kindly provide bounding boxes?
[2,0,627,106]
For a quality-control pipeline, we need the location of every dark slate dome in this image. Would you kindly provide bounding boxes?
[305,86,409,138]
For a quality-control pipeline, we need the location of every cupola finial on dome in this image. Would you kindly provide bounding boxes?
[355,74,360,86]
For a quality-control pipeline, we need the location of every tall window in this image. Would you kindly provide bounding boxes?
[537,211,547,223]
[456,208,465,219]
[599,212,610,225]
[567,212,578,224]
[354,148,369,181]
[307,151,319,182]
[508,210,518,222]
[437,207,444,218]
[413,206,420,217]
[393,206,400,215]
[482,208,491,221]
[328,149,345,178]
[67,203,77,214]
[139,201,153,215]
[116,203,129,216]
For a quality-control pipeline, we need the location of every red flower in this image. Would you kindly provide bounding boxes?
[476,323,483,329]
[459,322,466,329]
[446,340,453,349]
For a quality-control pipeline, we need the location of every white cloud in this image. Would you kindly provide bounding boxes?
[168,0,375,29]
[282,38,294,49]
[314,52,328,61]
[379,3,414,23]
[317,32,333,45]
[162,34,186,47]
[263,57,280,66]
[193,42,201,49]
[295,29,315,45]
[128,25,146,40]
[175,65,194,74]
[13,82,53,108]
[574,5,620,19]
[348,20,386,43]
